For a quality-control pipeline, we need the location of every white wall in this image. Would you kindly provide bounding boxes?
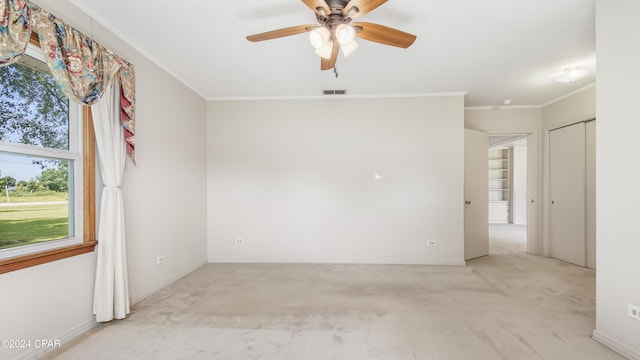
[207,95,465,265]
[118,39,208,304]
[0,1,208,359]
[592,1,640,358]
[465,107,542,132]
[0,255,94,360]
[542,85,596,129]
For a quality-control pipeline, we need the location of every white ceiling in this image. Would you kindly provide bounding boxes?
[69,0,595,107]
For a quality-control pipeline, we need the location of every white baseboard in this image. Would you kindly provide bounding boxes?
[15,319,98,360]
[593,329,640,360]
[129,260,207,305]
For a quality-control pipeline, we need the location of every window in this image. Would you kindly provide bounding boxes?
[0,35,95,274]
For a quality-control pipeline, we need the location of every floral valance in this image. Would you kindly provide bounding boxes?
[0,0,136,162]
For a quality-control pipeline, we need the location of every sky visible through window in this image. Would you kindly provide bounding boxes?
[0,153,48,181]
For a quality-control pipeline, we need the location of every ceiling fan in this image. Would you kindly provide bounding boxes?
[246,0,417,71]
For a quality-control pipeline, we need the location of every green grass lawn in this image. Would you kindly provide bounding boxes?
[0,192,68,203]
[0,203,69,250]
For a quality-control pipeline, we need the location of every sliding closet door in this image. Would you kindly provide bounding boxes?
[586,120,596,269]
[549,123,586,266]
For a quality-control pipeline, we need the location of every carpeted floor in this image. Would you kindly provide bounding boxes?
[45,224,622,359]
[489,223,527,254]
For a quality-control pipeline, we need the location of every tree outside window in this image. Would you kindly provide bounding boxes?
[0,50,79,252]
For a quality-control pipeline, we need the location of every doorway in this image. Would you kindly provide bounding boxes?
[488,134,528,254]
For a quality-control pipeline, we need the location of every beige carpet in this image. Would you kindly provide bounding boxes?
[46,225,623,359]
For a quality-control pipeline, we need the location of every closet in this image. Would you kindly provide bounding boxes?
[549,120,596,269]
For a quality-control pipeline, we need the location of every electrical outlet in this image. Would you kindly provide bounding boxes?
[628,304,640,321]
[427,240,437,246]
[156,255,165,265]
[235,238,245,245]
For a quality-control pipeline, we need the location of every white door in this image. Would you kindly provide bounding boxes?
[586,120,596,269]
[464,129,489,260]
[550,123,586,266]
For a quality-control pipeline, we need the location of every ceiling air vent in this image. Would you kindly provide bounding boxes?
[323,89,347,95]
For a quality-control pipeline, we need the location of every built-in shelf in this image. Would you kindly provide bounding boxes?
[488,147,510,223]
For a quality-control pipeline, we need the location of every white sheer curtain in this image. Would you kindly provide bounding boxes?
[92,81,130,322]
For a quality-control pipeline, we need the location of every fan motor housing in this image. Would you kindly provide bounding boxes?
[326,0,349,11]
[316,1,354,29]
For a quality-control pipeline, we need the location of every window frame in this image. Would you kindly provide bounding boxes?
[0,33,96,275]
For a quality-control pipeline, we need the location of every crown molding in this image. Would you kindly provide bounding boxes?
[541,83,596,108]
[208,92,468,101]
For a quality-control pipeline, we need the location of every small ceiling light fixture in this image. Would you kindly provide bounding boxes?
[335,24,359,57]
[336,24,355,44]
[555,67,588,83]
[502,99,512,105]
[309,27,333,59]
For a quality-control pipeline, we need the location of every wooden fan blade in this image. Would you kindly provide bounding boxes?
[246,25,314,42]
[320,42,339,70]
[301,0,330,16]
[344,0,387,18]
[353,22,416,48]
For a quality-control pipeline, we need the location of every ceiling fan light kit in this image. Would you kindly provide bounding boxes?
[335,24,359,57]
[246,0,416,70]
[309,27,334,58]
[309,27,329,48]
[315,40,335,59]
[336,24,356,44]
[340,39,359,57]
